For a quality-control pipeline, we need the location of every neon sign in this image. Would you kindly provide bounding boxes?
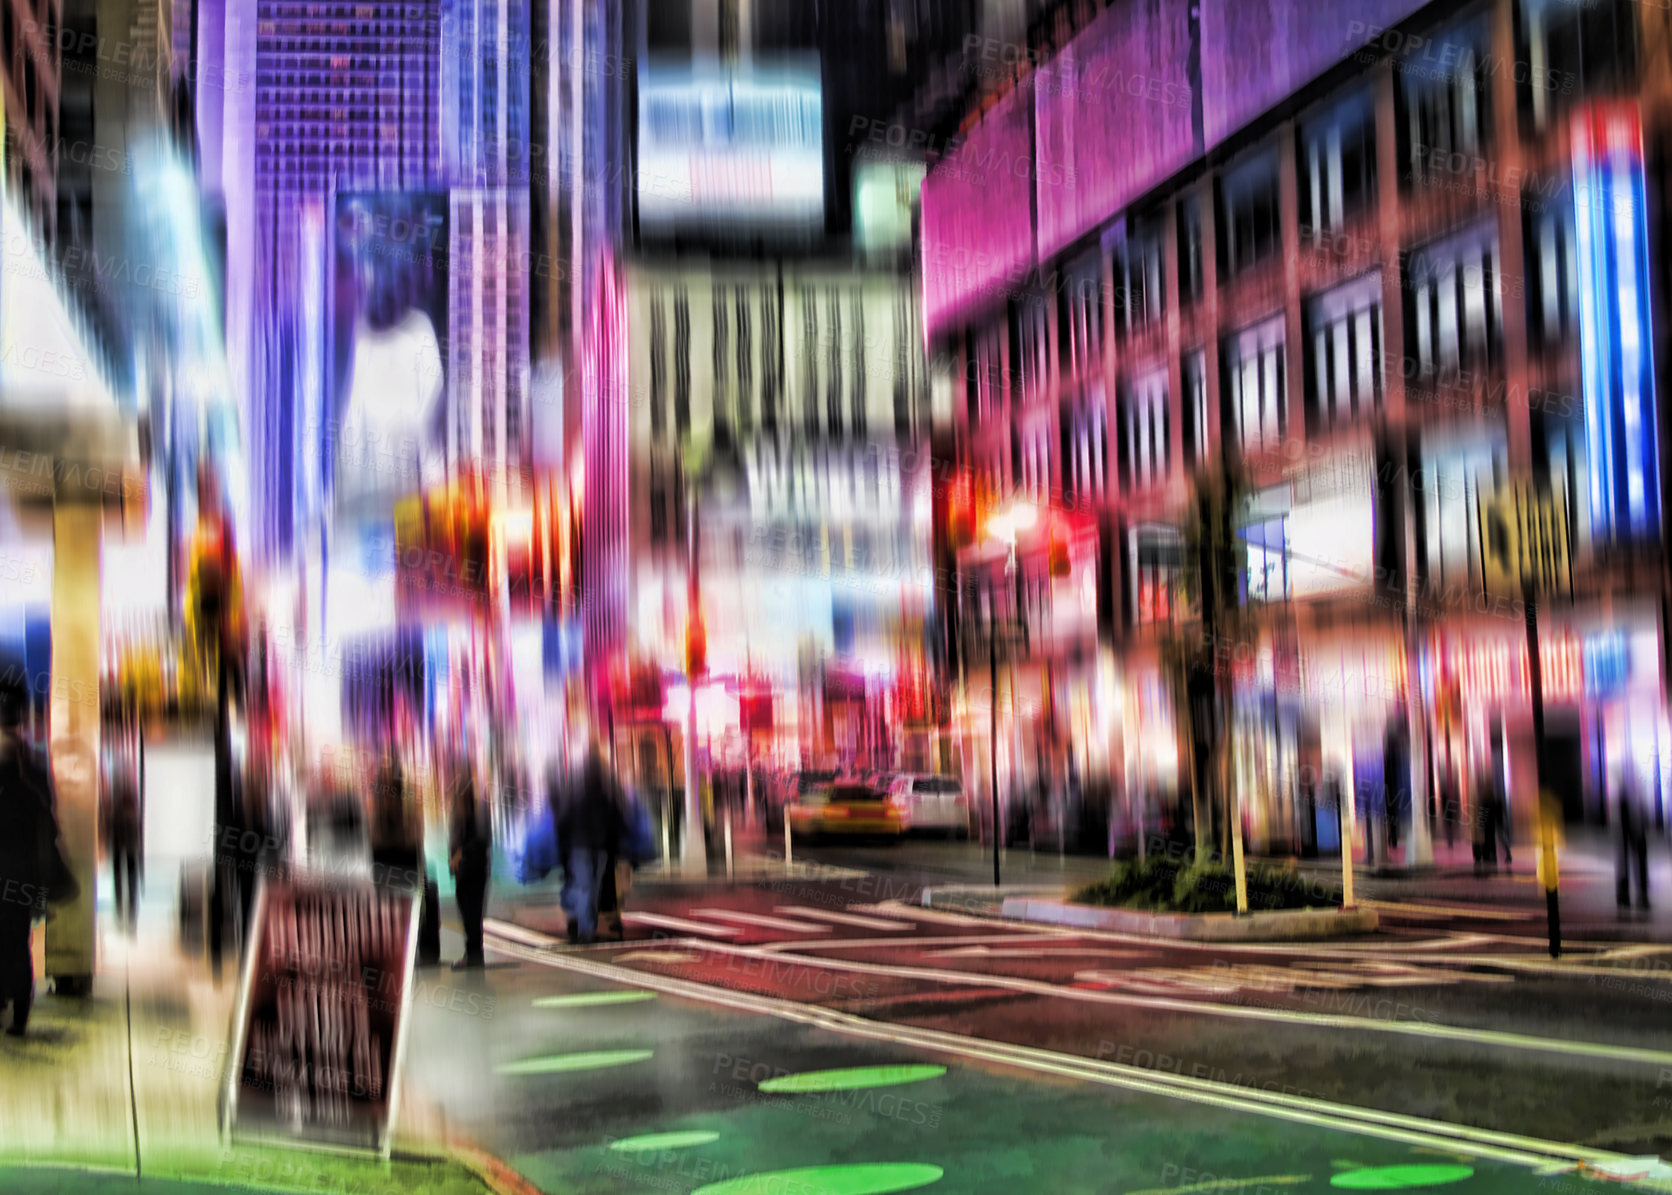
[1573,103,1662,541]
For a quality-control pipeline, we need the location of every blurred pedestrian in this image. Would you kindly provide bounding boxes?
[1472,769,1502,875]
[1438,768,1461,851]
[0,680,71,1037]
[370,755,439,965]
[107,767,143,933]
[447,767,491,969]
[1618,778,1650,914]
[556,739,625,945]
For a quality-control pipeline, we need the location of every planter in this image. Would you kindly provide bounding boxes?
[999,897,1379,941]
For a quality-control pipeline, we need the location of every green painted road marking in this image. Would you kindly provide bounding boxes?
[533,991,657,1008]
[1129,1177,1310,1195]
[497,1050,654,1075]
[1331,1164,1475,1188]
[608,1130,721,1152]
[759,1065,948,1094]
[691,1163,945,1194]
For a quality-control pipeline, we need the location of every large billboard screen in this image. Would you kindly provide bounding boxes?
[636,55,824,238]
[329,193,450,525]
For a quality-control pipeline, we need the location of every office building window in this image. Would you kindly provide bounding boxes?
[1115,215,1164,338]
[735,288,753,431]
[1011,295,1050,405]
[650,296,667,439]
[1178,194,1205,304]
[1062,253,1104,378]
[1182,349,1211,466]
[1398,23,1492,188]
[827,288,844,435]
[973,326,1004,422]
[1219,150,1282,277]
[1526,190,1579,353]
[674,290,691,436]
[1131,525,1185,625]
[1061,392,1105,508]
[1224,316,1286,454]
[1300,91,1377,237]
[802,287,819,435]
[851,290,867,437]
[1306,273,1383,429]
[1516,0,1635,133]
[1406,225,1501,382]
[1123,368,1170,491]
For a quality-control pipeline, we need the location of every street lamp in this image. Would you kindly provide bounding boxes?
[979,501,1035,887]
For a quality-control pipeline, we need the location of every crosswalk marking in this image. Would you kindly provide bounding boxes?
[690,908,832,934]
[775,906,913,932]
[621,912,743,938]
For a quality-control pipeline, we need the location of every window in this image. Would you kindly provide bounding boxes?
[1131,525,1185,625]
[1123,369,1170,490]
[971,326,1004,422]
[1526,188,1580,354]
[1061,252,1103,376]
[1405,225,1501,382]
[1219,151,1282,277]
[802,287,819,435]
[674,290,691,436]
[894,292,913,435]
[763,286,781,433]
[826,287,844,434]
[1224,317,1286,454]
[1115,216,1164,338]
[1061,386,1109,506]
[1398,24,1492,188]
[1178,195,1205,304]
[649,296,667,439]
[1516,0,1635,134]
[1306,273,1383,429]
[1182,350,1212,467]
[851,290,867,436]
[1011,296,1050,404]
[650,468,667,545]
[1244,514,1290,603]
[1300,92,1377,237]
[735,288,753,431]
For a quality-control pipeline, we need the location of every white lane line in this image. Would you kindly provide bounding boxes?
[689,908,833,934]
[621,912,743,938]
[759,932,1073,954]
[926,946,1153,961]
[853,902,995,926]
[674,938,1672,1069]
[775,906,913,931]
[482,924,1630,1173]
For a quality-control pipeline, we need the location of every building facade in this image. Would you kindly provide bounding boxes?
[925,0,1672,860]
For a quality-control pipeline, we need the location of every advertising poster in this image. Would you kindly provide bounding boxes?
[222,876,419,1156]
[330,192,450,525]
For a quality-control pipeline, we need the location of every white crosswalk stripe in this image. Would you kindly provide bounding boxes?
[621,912,742,938]
[690,908,833,934]
[774,906,913,932]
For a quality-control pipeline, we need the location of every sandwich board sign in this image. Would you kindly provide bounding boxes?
[221,873,419,1155]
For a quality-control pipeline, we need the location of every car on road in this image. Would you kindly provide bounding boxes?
[786,783,904,841]
[889,774,971,837]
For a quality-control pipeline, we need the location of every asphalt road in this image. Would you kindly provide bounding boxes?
[476,860,1672,1172]
[407,924,1615,1195]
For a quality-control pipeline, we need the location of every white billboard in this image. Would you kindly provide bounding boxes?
[637,55,824,237]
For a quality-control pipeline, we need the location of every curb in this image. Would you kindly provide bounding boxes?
[998,897,1380,940]
[448,1139,544,1195]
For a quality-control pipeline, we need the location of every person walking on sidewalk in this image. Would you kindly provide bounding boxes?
[107,767,143,933]
[447,766,491,969]
[556,740,625,945]
[370,755,439,964]
[0,682,67,1038]
[1618,777,1651,914]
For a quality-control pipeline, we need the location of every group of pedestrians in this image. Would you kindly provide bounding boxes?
[549,735,655,945]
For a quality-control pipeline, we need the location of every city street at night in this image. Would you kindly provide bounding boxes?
[7,0,1672,1191]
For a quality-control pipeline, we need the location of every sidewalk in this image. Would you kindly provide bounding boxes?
[0,885,517,1195]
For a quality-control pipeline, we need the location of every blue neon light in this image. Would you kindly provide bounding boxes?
[1575,106,1662,542]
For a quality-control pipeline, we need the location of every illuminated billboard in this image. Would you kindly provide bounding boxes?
[636,55,824,238]
[1573,103,1661,542]
[329,192,450,525]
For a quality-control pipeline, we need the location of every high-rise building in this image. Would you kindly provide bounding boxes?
[214,0,443,558]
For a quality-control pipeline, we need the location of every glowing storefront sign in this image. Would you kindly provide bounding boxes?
[1573,103,1661,541]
